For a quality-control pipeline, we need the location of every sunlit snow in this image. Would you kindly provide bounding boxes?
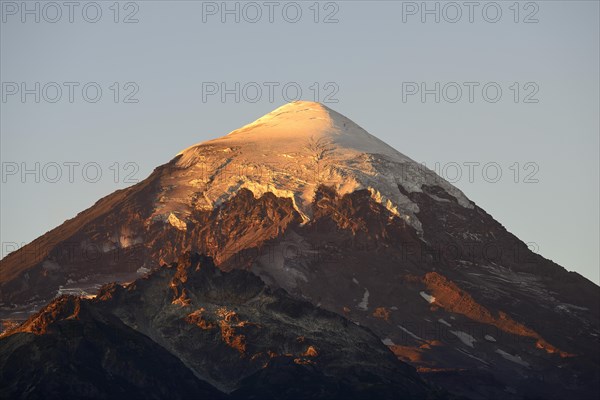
[159,101,472,234]
[420,291,436,304]
[450,330,477,348]
[495,349,530,367]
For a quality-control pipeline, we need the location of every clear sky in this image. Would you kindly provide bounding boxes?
[1,0,598,283]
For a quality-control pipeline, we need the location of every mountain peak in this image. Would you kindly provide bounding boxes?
[181,101,403,162]
[170,102,472,232]
[249,100,331,119]
[239,100,338,126]
[225,100,337,137]
[223,101,385,152]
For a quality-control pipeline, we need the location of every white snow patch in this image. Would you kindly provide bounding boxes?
[136,266,151,276]
[456,348,489,365]
[357,289,370,311]
[438,318,452,327]
[555,303,589,314]
[420,291,436,304]
[495,349,529,367]
[382,338,395,346]
[484,335,497,342]
[390,306,398,311]
[461,232,482,242]
[398,325,423,341]
[450,330,477,348]
[352,278,359,285]
[57,287,94,297]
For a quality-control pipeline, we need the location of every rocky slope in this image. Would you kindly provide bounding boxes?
[0,252,443,400]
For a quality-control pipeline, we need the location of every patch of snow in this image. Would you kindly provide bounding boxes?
[57,287,93,297]
[428,194,451,203]
[357,289,370,311]
[461,232,482,241]
[495,349,529,367]
[450,330,477,348]
[555,303,589,314]
[420,291,436,304]
[484,335,497,342]
[398,325,423,341]
[390,306,398,311]
[352,278,359,285]
[137,266,151,276]
[456,348,489,365]
[382,338,395,346]
[438,318,452,327]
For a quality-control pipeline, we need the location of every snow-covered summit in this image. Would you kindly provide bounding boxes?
[178,101,403,159]
[156,101,472,233]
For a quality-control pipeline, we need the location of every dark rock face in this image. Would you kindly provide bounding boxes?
[0,253,442,400]
[0,295,226,400]
[262,185,600,400]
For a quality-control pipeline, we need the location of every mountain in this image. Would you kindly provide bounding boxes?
[1,101,599,399]
[0,252,443,400]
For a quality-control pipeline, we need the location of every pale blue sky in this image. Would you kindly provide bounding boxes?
[1,1,599,283]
